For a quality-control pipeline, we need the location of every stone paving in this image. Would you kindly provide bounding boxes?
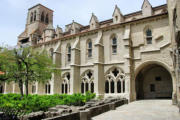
[92,100,180,120]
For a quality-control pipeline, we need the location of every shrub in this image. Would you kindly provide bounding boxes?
[0,92,96,116]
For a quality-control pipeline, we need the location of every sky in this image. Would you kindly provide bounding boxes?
[0,0,166,46]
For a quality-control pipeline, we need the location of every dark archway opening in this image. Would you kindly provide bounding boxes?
[136,64,173,100]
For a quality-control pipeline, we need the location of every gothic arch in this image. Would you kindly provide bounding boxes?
[80,70,94,93]
[61,72,70,94]
[105,67,125,94]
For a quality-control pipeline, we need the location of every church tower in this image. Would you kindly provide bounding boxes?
[18,4,53,46]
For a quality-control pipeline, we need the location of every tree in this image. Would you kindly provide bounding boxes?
[0,46,58,96]
[19,47,57,95]
[0,48,24,97]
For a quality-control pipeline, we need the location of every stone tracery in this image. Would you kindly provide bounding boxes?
[62,72,70,94]
[105,67,125,94]
[81,70,94,93]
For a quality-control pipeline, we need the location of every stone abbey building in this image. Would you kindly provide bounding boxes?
[2,0,180,104]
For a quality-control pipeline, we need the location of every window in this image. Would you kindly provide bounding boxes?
[32,85,36,94]
[155,76,161,81]
[41,12,45,22]
[45,14,49,24]
[91,82,94,93]
[117,81,121,93]
[81,82,84,93]
[112,37,117,54]
[105,80,109,93]
[67,45,71,62]
[30,12,33,23]
[105,67,125,94]
[49,48,54,59]
[34,11,36,21]
[111,81,115,93]
[150,84,155,92]
[87,40,92,58]
[146,29,152,44]
[115,16,118,21]
[81,70,94,93]
[45,83,51,94]
[62,73,70,94]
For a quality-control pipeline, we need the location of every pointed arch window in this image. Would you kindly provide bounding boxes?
[81,82,84,93]
[34,11,36,21]
[30,12,33,23]
[105,80,109,93]
[45,14,49,24]
[112,37,117,54]
[105,67,125,94]
[67,45,71,62]
[41,12,45,22]
[61,73,70,94]
[45,83,51,94]
[146,28,152,44]
[81,70,94,93]
[49,48,54,59]
[87,40,92,58]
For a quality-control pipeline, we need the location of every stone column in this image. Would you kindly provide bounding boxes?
[94,30,104,96]
[70,37,81,94]
[52,42,62,94]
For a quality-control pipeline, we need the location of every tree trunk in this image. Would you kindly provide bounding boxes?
[18,79,24,98]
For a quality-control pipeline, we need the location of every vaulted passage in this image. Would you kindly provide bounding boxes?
[136,64,173,99]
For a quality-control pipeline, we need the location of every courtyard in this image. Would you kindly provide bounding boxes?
[92,100,180,120]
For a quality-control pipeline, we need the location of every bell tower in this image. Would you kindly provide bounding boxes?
[18,4,54,46]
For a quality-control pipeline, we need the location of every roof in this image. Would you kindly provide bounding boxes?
[28,4,54,12]
[0,71,4,75]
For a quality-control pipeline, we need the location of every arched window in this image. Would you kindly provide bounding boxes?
[81,82,84,93]
[105,80,109,93]
[91,82,94,93]
[81,70,94,93]
[32,84,36,94]
[146,28,152,44]
[61,73,70,94]
[30,12,33,23]
[34,11,36,21]
[87,40,92,58]
[41,12,45,22]
[123,80,125,93]
[112,37,117,54]
[85,82,89,92]
[117,80,121,93]
[62,84,64,94]
[105,67,125,94]
[111,81,115,93]
[45,83,51,94]
[45,14,49,24]
[67,45,71,62]
[65,84,68,94]
[49,48,54,59]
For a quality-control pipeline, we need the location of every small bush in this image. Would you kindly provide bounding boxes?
[0,92,96,117]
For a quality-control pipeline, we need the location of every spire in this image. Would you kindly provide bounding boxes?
[89,13,99,30]
[141,0,152,9]
[141,0,153,17]
[112,5,124,24]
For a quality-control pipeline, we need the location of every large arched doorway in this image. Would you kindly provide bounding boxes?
[136,64,173,99]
